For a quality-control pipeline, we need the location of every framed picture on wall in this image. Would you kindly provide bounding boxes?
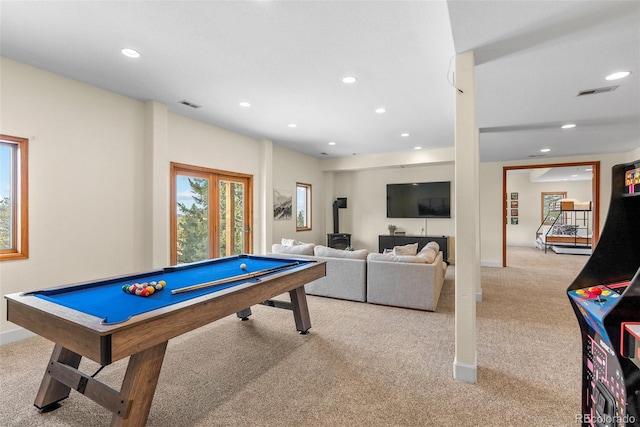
[511,209,518,216]
[510,192,518,200]
[511,217,519,225]
[273,189,292,220]
[510,201,518,208]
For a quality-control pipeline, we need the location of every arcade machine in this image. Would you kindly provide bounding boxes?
[568,159,640,426]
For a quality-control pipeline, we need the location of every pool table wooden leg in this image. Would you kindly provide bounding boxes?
[111,341,168,427]
[236,307,252,320]
[289,286,311,334]
[34,344,82,411]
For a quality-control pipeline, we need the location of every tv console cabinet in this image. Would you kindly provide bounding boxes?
[378,235,449,262]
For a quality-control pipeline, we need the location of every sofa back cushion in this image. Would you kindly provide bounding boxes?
[272,243,315,255]
[314,245,368,260]
[425,241,440,253]
[367,252,427,264]
[417,247,437,264]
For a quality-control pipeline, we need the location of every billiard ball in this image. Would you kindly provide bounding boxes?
[240,263,247,270]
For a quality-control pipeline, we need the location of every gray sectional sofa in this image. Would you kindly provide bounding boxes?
[366,250,446,311]
[271,243,368,302]
[271,240,448,311]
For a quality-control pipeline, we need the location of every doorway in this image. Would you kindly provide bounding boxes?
[170,162,253,265]
[502,161,600,267]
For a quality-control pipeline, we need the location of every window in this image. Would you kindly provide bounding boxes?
[170,163,253,265]
[541,191,567,224]
[0,134,29,261]
[296,182,311,231]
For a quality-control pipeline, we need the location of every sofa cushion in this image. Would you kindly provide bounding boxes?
[272,243,315,255]
[392,242,418,256]
[314,245,368,260]
[367,252,426,264]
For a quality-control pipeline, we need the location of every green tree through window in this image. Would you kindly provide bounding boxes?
[176,177,209,264]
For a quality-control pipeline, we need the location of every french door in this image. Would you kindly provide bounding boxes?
[170,162,253,265]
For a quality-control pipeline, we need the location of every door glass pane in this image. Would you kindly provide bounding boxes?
[176,175,209,263]
[219,180,245,256]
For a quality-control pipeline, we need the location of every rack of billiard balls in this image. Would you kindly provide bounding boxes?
[122,280,166,297]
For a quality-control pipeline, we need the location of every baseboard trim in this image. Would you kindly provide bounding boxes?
[0,327,35,346]
[453,354,478,383]
[481,261,502,267]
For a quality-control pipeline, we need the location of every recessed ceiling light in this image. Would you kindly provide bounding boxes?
[328,141,336,146]
[401,133,410,137]
[540,148,551,152]
[585,168,593,171]
[239,101,251,108]
[288,123,297,128]
[121,48,141,58]
[342,76,357,84]
[571,174,578,177]
[375,108,386,114]
[561,123,576,129]
[414,146,422,150]
[605,71,631,80]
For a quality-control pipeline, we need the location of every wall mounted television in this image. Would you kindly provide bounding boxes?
[386,181,451,218]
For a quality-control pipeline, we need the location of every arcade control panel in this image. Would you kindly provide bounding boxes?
[568,283,628,340]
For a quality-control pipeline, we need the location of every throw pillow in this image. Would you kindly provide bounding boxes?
[282,238,307,246]
[392,243,419,256]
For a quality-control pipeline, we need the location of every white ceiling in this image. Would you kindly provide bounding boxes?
[1,1,638,163]
[509,165,594,183]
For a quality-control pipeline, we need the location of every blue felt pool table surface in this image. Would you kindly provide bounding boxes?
[32,255,309,325]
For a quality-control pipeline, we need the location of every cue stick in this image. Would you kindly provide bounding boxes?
[171,261,301,295]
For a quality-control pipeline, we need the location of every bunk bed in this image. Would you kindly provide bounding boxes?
[535,199,592,255]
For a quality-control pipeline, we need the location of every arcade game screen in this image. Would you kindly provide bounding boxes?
[624,165,639,196]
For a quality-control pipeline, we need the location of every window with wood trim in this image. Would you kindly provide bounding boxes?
[0,134,29,261]
[296,182,312,231]
[170,163,253,265]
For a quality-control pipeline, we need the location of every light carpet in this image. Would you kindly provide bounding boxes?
[0,247,589,426]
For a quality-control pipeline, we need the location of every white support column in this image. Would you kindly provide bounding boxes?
[475,128,482,302]
[453,51,479,383]
[143,101,169,269]
[258,139,273,255]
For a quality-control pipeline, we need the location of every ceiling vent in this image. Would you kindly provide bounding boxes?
[179,100,202,109]
[577,85,618,96]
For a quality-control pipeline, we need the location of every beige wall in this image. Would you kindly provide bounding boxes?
[0,58,146,336]
[271,144,326,247]
[331,163,455,253]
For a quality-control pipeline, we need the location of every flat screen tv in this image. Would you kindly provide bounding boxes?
[386,181,451,218]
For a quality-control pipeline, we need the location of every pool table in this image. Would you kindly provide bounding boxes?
[5,254,325,427]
